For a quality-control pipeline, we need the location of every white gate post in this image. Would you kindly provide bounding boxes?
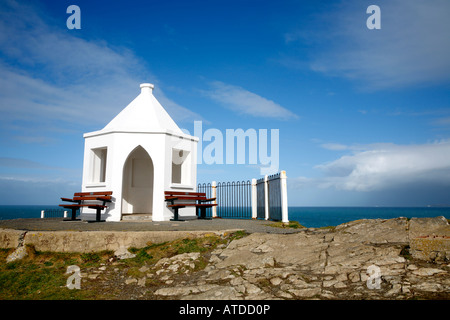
[41,210,45,219]
[264,175,269,220]
[211,181,217,218]
[280,170,289,223]
[251,178,257,219]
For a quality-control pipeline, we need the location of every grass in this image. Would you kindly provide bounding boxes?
[0,231,248,300]
[267,220,338,231]
[0,246,100,300]
[268,220,305,229]
[318,225,336,231]
[400,245,412,260]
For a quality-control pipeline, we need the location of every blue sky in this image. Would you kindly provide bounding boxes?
[0,0,449,206]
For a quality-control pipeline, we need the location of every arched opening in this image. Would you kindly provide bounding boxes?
[121,146,154,218]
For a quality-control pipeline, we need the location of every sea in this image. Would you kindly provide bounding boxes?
[0,205,448,228]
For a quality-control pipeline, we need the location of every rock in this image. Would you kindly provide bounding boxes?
[289,287,321,298]
[412,268,447,276]
[125,278,137,285]
[349,271,360,283]
[251,243,274,253]
[206,269,234,281]
[323,279,337,288]
[385,284,402,296]
[6,245,28,263]
[139,266,149,273]
[409,217,450,262]
[276,291,293,299]
[138,277,146,287]
[334,281,347,289]
[334,218,408,244]
[336,273,348,282]
[4,216,449,300]
[181,286,243,300]
[270,277,283,286]
[155,284,218,297]
[244,282,262,295]
[412,282,443,292]
[114,247,136,260]
[410,236,450,262]
[409,216,449,239]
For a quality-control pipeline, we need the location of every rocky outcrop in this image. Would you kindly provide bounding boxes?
[1,216,449,299]
[144,217,449,300]
[409,216,450,261]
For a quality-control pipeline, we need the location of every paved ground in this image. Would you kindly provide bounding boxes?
[0,217,301,234]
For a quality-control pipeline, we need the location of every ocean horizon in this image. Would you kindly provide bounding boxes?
[0,205,448,228]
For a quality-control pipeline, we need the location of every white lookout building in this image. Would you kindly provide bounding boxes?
[81,83,198,221]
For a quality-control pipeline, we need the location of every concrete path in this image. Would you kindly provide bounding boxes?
[0,217,300,234]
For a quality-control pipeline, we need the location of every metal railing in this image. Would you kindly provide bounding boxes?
[198,171,288,222]
[40,208,77,219]
[197,182,213,217]
[198,180,252,219]
[216,180,252,219]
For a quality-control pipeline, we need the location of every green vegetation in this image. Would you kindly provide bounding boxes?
[318,225,336,231]
[128,233,232,265]
[0,246,100,299]
[0,231,248,300]
[268,220,305,229]
[400,245,412,260]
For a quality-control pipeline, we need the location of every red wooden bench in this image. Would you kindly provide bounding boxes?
[59,191,113,222]
[164,191,217,221]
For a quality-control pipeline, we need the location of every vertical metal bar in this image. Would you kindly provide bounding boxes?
[212,181,217,218]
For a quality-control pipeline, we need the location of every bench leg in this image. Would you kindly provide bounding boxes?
[63,207,79,221]
[197,207,212,220]
[95,208,106,222]
[170,207,179,221]
[71,208,77,220]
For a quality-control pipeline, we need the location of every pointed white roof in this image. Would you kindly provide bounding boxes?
[88,83,183,136]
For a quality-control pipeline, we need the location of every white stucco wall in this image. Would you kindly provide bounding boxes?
[81,130,198,221]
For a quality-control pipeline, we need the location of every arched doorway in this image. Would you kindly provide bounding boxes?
[121,146,154,218]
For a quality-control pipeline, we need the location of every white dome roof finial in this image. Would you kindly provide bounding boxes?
[140,83,154,93]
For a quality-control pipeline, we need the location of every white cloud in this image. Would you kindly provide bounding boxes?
[315,140,450,192]
[285,0,450,89]
[0,0,201,131]
[289,140,450,205]
[320,143,351,151]
[203,81,298,120]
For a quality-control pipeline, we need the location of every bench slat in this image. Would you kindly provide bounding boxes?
[165,190,217,221]
[61,197,79,203]
[168,204,217,208]
[165,196,212,201]
[73,196,112,201]
[59,204,107,208]
[59,191,113,222]
[74,191,113,196]
[164,191,206,196]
